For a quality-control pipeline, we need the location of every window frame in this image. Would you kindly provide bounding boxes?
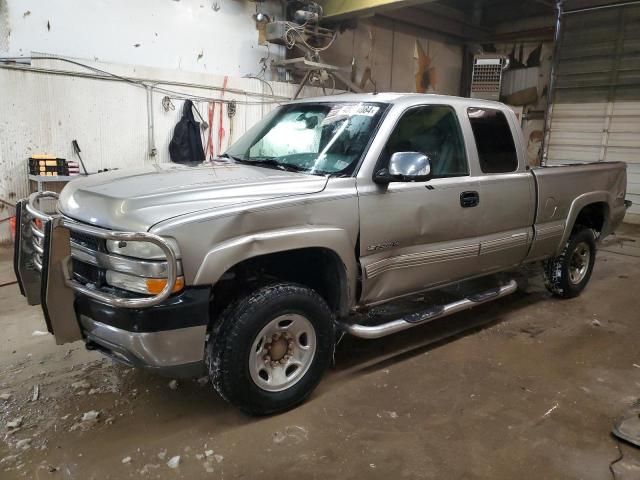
[373,104,471,181]
[466,106,519,175]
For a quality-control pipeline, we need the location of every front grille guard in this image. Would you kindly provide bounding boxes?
[15,192,179,318]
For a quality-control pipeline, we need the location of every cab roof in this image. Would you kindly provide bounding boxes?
[291,92,508,111]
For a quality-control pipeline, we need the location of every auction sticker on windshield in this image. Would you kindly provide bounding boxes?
[322,103,380,125]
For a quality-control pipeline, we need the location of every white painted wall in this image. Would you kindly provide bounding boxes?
[0,0,284,78]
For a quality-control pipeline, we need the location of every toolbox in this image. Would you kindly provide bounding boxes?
[28,155,69,176]
[28,155,81,176]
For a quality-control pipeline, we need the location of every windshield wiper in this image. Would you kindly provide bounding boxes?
[245,157,307,173]
[218,153,242,162]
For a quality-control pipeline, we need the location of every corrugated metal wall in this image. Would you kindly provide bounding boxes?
[543,3,640,223]
[0,57,324,243]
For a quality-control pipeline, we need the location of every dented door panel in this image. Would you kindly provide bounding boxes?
[357,176,482,305]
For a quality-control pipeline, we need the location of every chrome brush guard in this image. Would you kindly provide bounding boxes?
[14,192,179,344]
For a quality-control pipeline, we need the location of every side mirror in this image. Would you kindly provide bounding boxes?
[374,152,431,184]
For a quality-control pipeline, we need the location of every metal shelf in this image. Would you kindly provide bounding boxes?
[28,174,78,182]
[28,174,81,193]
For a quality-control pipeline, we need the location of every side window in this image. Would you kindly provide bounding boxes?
[467,108,518,173]
[383,105,469,178]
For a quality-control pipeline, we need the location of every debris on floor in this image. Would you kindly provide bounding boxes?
[380,410,399,419]
[31,384,39,402]
[81,410,100,422]
[543,403,559,418]
[272,425,308,445]
[167,455,180,469]
[6,417,23,430]
[72,380,90,390]
[139,463,160,475]
[15,439,31,451]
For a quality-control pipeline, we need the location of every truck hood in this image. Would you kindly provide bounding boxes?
[58,163,328,231]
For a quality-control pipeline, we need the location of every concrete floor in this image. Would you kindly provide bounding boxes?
[1,225,639,479]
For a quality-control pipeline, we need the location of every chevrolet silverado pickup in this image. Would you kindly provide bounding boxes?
[14,93,630,415]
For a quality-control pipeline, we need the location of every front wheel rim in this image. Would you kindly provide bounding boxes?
[569,241,590,284]
[249,314,317,392]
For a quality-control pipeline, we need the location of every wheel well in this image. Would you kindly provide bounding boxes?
[210,248,347,322]
[573,202,607,234]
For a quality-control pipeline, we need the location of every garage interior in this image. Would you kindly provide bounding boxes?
[1,0,639,478]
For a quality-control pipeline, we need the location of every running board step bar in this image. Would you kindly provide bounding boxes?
[340,279,518,339]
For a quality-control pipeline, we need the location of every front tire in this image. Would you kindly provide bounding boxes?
[544,227,596,298]
[205,283,334,416]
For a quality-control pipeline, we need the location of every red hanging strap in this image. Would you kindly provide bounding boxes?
[217,76,229,155]
[206,101,215,160]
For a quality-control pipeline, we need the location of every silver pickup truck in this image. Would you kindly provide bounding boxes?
[14,93,630,415]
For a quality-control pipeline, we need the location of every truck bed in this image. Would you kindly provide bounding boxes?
[527,161,628,260]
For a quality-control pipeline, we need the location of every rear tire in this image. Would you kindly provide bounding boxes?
[544,227,596,298]
[205,282,334,416]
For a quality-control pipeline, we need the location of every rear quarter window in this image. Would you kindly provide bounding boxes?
[467,107,518,174]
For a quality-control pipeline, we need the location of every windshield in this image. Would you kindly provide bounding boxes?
[225,102,386,176]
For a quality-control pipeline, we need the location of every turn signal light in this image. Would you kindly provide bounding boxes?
[145,276,185,294]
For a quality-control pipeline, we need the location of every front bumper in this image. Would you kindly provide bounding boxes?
[77,287,211,377]
[14,192,209,377]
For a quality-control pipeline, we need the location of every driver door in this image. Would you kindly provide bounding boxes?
[357,105,483,305]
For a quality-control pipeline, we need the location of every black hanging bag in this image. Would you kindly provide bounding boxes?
[169,100,205,163]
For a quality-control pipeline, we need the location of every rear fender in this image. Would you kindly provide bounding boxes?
[556,191,611,255]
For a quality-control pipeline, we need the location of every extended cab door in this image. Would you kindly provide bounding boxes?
[463,107,535,273]
[356,104,483,305]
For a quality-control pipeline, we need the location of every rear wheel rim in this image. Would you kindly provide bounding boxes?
[569,241,590,284]
[249,314,316,392]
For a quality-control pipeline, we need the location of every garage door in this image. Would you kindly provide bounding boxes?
[543,2,640,224]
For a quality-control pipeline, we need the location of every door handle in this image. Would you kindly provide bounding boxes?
[460,191,479,208]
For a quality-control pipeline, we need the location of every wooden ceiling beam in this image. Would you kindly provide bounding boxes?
[320,0,439,20]
[380,6,490,40]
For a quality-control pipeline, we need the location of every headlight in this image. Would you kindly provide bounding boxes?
[106,270,185,295]
[106,238,181,260]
